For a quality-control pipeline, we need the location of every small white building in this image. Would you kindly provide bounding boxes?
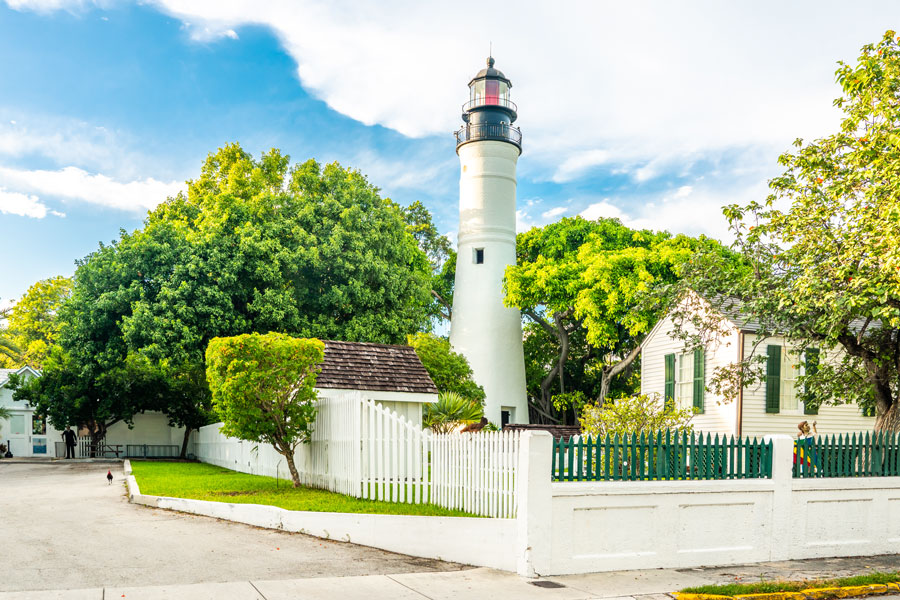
[0,366,60,457]
[315,340,438,424]
[641,297,875,437]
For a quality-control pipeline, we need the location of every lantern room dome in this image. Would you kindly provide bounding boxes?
[469,56,511,86]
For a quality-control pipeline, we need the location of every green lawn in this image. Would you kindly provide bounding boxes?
[130,460,476,517]
[681,572,900,596]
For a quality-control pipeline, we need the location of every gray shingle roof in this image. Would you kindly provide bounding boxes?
[316,340,438,394]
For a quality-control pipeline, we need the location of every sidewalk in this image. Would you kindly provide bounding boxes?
[4,554,897,600]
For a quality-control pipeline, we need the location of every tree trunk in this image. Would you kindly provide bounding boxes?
[276,444,302,487]
[180,427,192,459]
[597,343,643,404]
[89,422,107,458]
[875,401,900,432]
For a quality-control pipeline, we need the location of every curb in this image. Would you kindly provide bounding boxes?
[677,583,900,600]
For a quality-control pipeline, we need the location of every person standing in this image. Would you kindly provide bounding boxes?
[62,426,77,459]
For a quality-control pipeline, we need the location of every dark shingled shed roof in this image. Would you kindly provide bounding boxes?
[316,340,438,394]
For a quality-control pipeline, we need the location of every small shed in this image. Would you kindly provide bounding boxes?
[315,340,438,425]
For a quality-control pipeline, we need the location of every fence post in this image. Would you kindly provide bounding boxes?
[764,434,794,561]
[516,431,553,577]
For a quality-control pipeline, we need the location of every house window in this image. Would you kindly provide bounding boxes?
[676,352,693,408]
[766,344,804,414]
[781,350,800,411]
[474,248,485,264]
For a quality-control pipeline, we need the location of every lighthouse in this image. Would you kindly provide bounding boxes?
[449,57,528,426]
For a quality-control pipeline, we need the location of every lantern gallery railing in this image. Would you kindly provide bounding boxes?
[462,96,518,113]
[455,123,523,149]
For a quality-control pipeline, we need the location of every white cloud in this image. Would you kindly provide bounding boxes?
[516,209,535,233]
[0,166,183,212]
[0,188,63,218]
[552,150,611,183]
[541,206,567,219]
[5,1,896,195]
[579,201,626,222]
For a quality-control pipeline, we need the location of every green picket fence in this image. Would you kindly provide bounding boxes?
[793,431,900,478]
[551,430,773,482]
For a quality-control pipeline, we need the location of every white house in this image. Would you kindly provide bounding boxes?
[0,366,60,457]
[641,297,875,437]
[314,340,438,424]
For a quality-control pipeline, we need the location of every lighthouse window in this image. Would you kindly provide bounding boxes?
[474,248,485,264]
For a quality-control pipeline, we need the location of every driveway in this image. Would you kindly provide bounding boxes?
[0,461,464,593]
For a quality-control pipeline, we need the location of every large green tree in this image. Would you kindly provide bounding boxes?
[505,217,735,424]
[21,144,434,447]
[672,31,900,432]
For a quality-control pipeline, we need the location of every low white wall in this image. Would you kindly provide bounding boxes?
[124,472,516,571]
[547,479,775,574]
[790,476,900,559]
[527,435,900,576]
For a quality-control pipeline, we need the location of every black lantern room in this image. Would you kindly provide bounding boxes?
[455,57,522,153]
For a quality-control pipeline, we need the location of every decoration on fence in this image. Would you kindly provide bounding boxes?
[792,431,900,478]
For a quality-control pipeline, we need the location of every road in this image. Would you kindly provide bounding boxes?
[0,461,464,593]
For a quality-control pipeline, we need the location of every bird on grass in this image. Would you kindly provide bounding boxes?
[107,470,113,485]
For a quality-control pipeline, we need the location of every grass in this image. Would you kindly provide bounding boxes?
[130,460,477,517]
[681,572,900,596]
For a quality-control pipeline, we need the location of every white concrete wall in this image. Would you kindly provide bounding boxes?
[105,412,189,450]
[740,334,875,437]
[641,311,739,434]
[524,435,900,575]
[450,140,528,425]
[125,470,517,572]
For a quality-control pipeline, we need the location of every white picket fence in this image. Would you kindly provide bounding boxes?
[193,391,521,518]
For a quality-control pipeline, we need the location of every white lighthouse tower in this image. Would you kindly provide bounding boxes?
[450,57,528,426]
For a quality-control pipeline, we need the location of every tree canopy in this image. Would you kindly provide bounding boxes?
[672,31,900,431]
[407,332,485,404]
[5,276,73,369]
[206,333,324,487]
[17,144,435,445]
[505,216,736,424]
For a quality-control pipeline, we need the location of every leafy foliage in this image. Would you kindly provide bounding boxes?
[5,276,72,369]
[407,332,485,403]
[671,31,900,431]
[505,216,735,424]
[423,391,484,434]
[21,144,435,449]
[579,394,694,439]
[402,200,455,324]
[206,332,324,487]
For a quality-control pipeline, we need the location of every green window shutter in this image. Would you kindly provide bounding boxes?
[804,348,820,415]
[664,353,675,408]
[765,345,781,414]
[693,348,705,413]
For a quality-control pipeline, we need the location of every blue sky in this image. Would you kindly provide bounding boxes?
[1,1,899,305]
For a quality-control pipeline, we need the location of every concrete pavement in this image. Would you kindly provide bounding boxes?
[2,567,900,600]
[0,461,463,593]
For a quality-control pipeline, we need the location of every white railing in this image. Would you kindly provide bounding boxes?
[193,391,521,517]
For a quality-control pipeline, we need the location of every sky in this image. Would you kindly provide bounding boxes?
[1,1,899,306]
